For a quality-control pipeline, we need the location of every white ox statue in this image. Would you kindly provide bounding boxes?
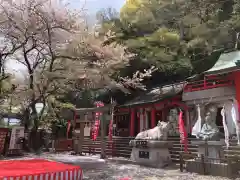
[135,121,170,140]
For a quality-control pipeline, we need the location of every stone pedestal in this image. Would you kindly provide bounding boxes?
[186,159,239,177]
[129,140,172,168]
[192,140,225,161]
[185,140,229,176]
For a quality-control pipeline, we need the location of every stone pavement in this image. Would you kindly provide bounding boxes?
[83,160,240,180]
[3,153,240,180]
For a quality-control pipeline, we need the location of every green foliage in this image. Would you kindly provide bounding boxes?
[97,0,240,78]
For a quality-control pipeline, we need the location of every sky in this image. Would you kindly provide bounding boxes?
[73,0,125,13]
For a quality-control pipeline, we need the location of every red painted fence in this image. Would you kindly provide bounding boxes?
[184,74,233,92]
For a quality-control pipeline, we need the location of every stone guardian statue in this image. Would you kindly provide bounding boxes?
[196,106,220,141]
[135,121,170,140]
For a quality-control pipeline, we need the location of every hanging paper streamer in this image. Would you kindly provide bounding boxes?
[92,102,104,141]
[92,113,99,140]
[178,110,188,152]
[232,99,240,145]
[221,106,229,148]
[66,120,71,139]
[192,105,202,137]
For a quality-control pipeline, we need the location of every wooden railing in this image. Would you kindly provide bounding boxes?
[184,75,233,92]
[53,137,240,162]
[54,136,240,162]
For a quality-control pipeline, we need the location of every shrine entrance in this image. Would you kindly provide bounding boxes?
[73,103,115,159]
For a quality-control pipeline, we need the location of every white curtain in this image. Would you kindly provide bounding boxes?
[221,106,229,148]
[225,102,235,135]
[232,99,240,145]
[192,105,202,137]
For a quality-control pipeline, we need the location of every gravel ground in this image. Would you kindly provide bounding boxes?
[83,161,239,180]
[3,153,240,180]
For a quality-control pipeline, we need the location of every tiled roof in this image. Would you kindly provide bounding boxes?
[205,51,240,74]
[119,83,184,107]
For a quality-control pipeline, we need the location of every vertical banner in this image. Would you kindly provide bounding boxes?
[92,101,104,141]
[178,111,188,152]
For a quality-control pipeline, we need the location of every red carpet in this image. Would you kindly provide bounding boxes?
[0,159,82,179]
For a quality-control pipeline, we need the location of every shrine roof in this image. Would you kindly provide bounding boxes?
[205,50,240,74]
[119,82,184,107]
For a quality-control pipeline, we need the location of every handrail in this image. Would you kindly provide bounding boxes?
[184,76,233,92]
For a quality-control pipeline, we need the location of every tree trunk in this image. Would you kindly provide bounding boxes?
[22,108,31,152]
[100,114,106,159]
[30,128,39,152]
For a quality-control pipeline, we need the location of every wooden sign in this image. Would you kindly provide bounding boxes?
[84,125,90,137]
[9,126,24,150]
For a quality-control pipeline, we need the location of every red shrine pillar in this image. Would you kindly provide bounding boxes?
[234,71,240,122]
[130,109,135,136]
[142,109,146,130]
[162,109,165,121]
[151,108,156,128]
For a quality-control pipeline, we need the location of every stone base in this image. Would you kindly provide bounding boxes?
[130,141,172,168]
[186,159,239,177]
[192,140,224,161]
[129,140,172,148]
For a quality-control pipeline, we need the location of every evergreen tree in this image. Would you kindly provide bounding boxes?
[97,0,240,77]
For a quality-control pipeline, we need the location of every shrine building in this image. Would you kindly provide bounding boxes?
[114,82,188,137]
[78,50,240,161]
[183,50,240,135]
[113,50,240,139]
